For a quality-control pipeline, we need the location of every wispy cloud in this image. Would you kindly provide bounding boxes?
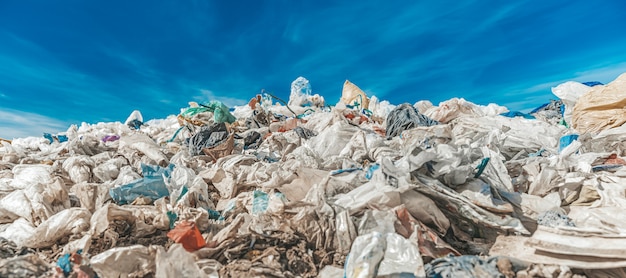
[193,89,247,108]
[1,1,625,139]
[0,109,69,139]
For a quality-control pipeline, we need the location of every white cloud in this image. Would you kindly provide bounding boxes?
[0,109,70,139]
[194,89,247,107]
[572,62,626,84]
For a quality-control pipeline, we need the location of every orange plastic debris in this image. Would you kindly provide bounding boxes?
[605,153,626,165]
[277,118,300,132]
[248,94,262,109]
[166,221,206,252]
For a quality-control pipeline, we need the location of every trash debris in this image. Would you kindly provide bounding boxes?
[289,76,325,107]
[425,254,503,278]
[167,221,206,252]
[530,99,564,125]
[101,134,120,142]
[385,103,439,138]
[536,210,576,228]
[340,80,370,109]
[572,72,626,133]
[125,110,144,130]
[558,134,579,152]
[188,123,230,156]
[109,163,173,205]
[4,74,626,277]
[44,132,68,143]
[0,254,51,278]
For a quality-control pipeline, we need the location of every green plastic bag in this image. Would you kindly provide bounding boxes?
[181,101,236,124]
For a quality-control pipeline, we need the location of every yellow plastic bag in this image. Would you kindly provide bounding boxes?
[340,80,370,109]
[572,73,626,133]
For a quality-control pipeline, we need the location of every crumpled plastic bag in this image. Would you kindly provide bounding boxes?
[306,121,360,159]
[424,98,507,124]
[90,245,157,277]
[7,164,53,190]
[188,123,230,156]
[367,95,396,121]
[344,231,425,278]
[155,244,206,278]
[72,182,112,213]
[21,208,91,248]
[62,155,95,184]
[119,133,169,167]
[109,163,173,205]
[385,103,439,138]
[572,72,626,133]
[340,80,370,109]
[0,176,69,226]
[551,81,592,126]
[89,203,159,240]
[93,155,128,182]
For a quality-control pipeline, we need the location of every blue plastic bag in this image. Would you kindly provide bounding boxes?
[252,190,285,214]
[582,81,603,87]
[559,134,579,153]
[499,111,535,119]
[56,253,72,277]
[366,164,380,179]
[109,164,174,205]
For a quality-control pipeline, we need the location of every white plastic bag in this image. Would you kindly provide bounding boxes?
[551,81,591,126]
[155,244,206,278]
[90,245,157,277]
[23,208,91,248]
[345,232,386,278]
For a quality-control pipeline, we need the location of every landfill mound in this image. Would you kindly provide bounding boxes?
[2,74,626,277]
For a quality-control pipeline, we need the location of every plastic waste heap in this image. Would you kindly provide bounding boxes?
[2,74,626,277]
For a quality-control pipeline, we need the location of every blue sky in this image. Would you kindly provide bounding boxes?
[1,1,626,138]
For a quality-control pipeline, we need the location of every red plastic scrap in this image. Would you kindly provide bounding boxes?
[344,112,369,124]
[167,221,207,252]
[278,118,300,132]
[248,94,262,109]
[605,154,626,165]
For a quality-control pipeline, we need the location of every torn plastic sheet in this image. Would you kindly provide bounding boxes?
[344,231,425,278]
[412,174,529,235]
[394,206,461,260]
[490,232,626,269]
[551,81,592,126]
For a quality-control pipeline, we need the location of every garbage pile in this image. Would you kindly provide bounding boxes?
[2,74,626,277]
